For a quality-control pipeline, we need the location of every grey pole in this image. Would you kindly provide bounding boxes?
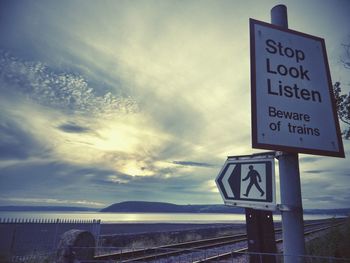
[271,5,306,263]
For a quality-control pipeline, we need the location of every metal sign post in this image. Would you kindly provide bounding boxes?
[277,151,305,262]
[271,5,305,263]
[245,208,277,263]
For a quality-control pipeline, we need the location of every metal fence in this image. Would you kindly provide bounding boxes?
[4,246,350,263]
[0,217,101,260]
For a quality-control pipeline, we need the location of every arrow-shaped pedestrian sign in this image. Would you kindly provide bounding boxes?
[216,156,276,211]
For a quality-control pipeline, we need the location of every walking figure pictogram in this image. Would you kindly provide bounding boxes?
[242,165,265,197]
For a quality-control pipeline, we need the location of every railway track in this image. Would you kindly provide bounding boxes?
[192,221,345,263]
[95,232,248,262]
[94,218,345,262]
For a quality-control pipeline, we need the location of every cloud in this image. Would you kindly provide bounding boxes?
[0,159,133,206]
[0,156,216,206]
[0,112,46,160]
[299,156,321,163]
[303,169,328,174]
[0,50,138,117]
[58,122,91,134]
[300,168,350,209]
[0,197,104,207]
[172,161,215,168]
[86,164,221,204]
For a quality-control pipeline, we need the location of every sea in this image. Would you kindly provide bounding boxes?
[0,211,340,224]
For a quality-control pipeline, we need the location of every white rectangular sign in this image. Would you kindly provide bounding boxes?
[250,19,344,157]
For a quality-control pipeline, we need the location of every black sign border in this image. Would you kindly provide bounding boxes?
[250,18,345,158]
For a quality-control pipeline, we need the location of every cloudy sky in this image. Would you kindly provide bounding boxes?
[0,0,349,209]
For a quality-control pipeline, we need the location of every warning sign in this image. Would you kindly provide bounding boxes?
[250,18,344,157]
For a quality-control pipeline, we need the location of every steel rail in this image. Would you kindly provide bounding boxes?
[95,232,247,261]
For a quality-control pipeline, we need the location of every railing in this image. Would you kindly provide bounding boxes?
[0,217,101,260]
[88,247,350,263]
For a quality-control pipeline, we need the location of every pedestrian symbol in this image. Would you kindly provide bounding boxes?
[241,164,265,199]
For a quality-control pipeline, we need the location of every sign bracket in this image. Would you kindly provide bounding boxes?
[276,204,301,212]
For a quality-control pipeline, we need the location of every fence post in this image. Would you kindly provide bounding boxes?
[53,219,60,250]
[10,225,17,258]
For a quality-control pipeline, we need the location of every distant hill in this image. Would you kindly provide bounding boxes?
[100,201,350,216]
[303,208,350,216]
[0,206,99,212]
[100,201,245,213]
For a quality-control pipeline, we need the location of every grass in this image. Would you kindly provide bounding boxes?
[306,217,350,260]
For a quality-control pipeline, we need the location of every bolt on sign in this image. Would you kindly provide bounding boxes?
[250,19,344,157]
